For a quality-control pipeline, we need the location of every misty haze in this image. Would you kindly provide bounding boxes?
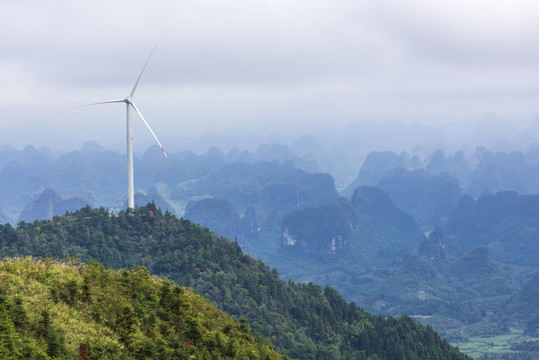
[1,1,538,359]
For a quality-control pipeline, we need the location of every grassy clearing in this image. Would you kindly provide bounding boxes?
[452,328,523,358]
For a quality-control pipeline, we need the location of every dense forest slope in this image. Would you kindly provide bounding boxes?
[0,257,285,359]
[0,204,470,360]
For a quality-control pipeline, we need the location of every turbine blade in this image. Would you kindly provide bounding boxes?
[62,99,125,112]
[130,102,169,161]
[130,38,163,98]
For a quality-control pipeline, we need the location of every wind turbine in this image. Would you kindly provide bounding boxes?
[71,42,168,210]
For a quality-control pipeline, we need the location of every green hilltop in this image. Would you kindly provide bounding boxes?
[0,257,286,359]
[0,203,470,360]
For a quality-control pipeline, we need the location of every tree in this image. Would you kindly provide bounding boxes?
[0,301,19,358]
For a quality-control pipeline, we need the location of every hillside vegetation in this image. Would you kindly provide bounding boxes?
[0,204,470,360]
[0,257,286,359]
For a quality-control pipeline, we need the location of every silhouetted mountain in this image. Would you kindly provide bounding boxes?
[291,134,324,157]
[342,151,412,196]
[238,206,267,252]
[418,227,463,263]
[124,192,177,216]
[445,191,539,267]
[0,142,339,223]
[466,150,539,196]
[377,168,462,230]
[270,186,425,303]
[184,197,242,243]
[426,149,448,174]
[0,144,49,170]
[345,146,539,203]
[80,140,106,154]
[444,194,476,235]
[174,161,339,257]
[448,247,515,297]
[18,189,90,223]
[281,197,357,256]
[467,114,519,149]
[350,186,425,249]
[255,144,319,173]
[2,139,538,359]
[173,161,337,209]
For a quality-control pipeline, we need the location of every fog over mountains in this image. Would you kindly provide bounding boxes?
[4,115,539,224]
[2,115,539,358]
[4,113,539,188]
[4,1,539,357]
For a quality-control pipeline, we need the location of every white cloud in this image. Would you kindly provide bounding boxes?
[1,0,539,148]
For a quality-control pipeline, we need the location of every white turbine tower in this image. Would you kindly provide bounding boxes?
[72,42,168,210]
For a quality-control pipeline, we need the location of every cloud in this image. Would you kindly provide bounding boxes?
[1,0,539,149]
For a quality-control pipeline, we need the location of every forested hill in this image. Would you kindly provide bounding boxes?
[0,257,287,359]
[0,204,470,360]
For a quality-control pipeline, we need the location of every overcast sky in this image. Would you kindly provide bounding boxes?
[1,0,539,150]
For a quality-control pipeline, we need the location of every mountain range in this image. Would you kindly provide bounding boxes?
[0,205,470,359]
[2,138,539,358]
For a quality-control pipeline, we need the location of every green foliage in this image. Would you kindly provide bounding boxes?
[357,225,523,346]
[0,293,20,358]
[0,257,287,359]
[0,204,470,359]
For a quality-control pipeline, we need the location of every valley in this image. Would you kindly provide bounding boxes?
[1,134,538,358]
[4,1,539,358]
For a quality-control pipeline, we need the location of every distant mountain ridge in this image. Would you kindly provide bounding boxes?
[445,191,539,267]
[2,139,539,358]
[5,139,539,226]
[0,142,337,224]
[347,147,539,200]
[17,189,89,223]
